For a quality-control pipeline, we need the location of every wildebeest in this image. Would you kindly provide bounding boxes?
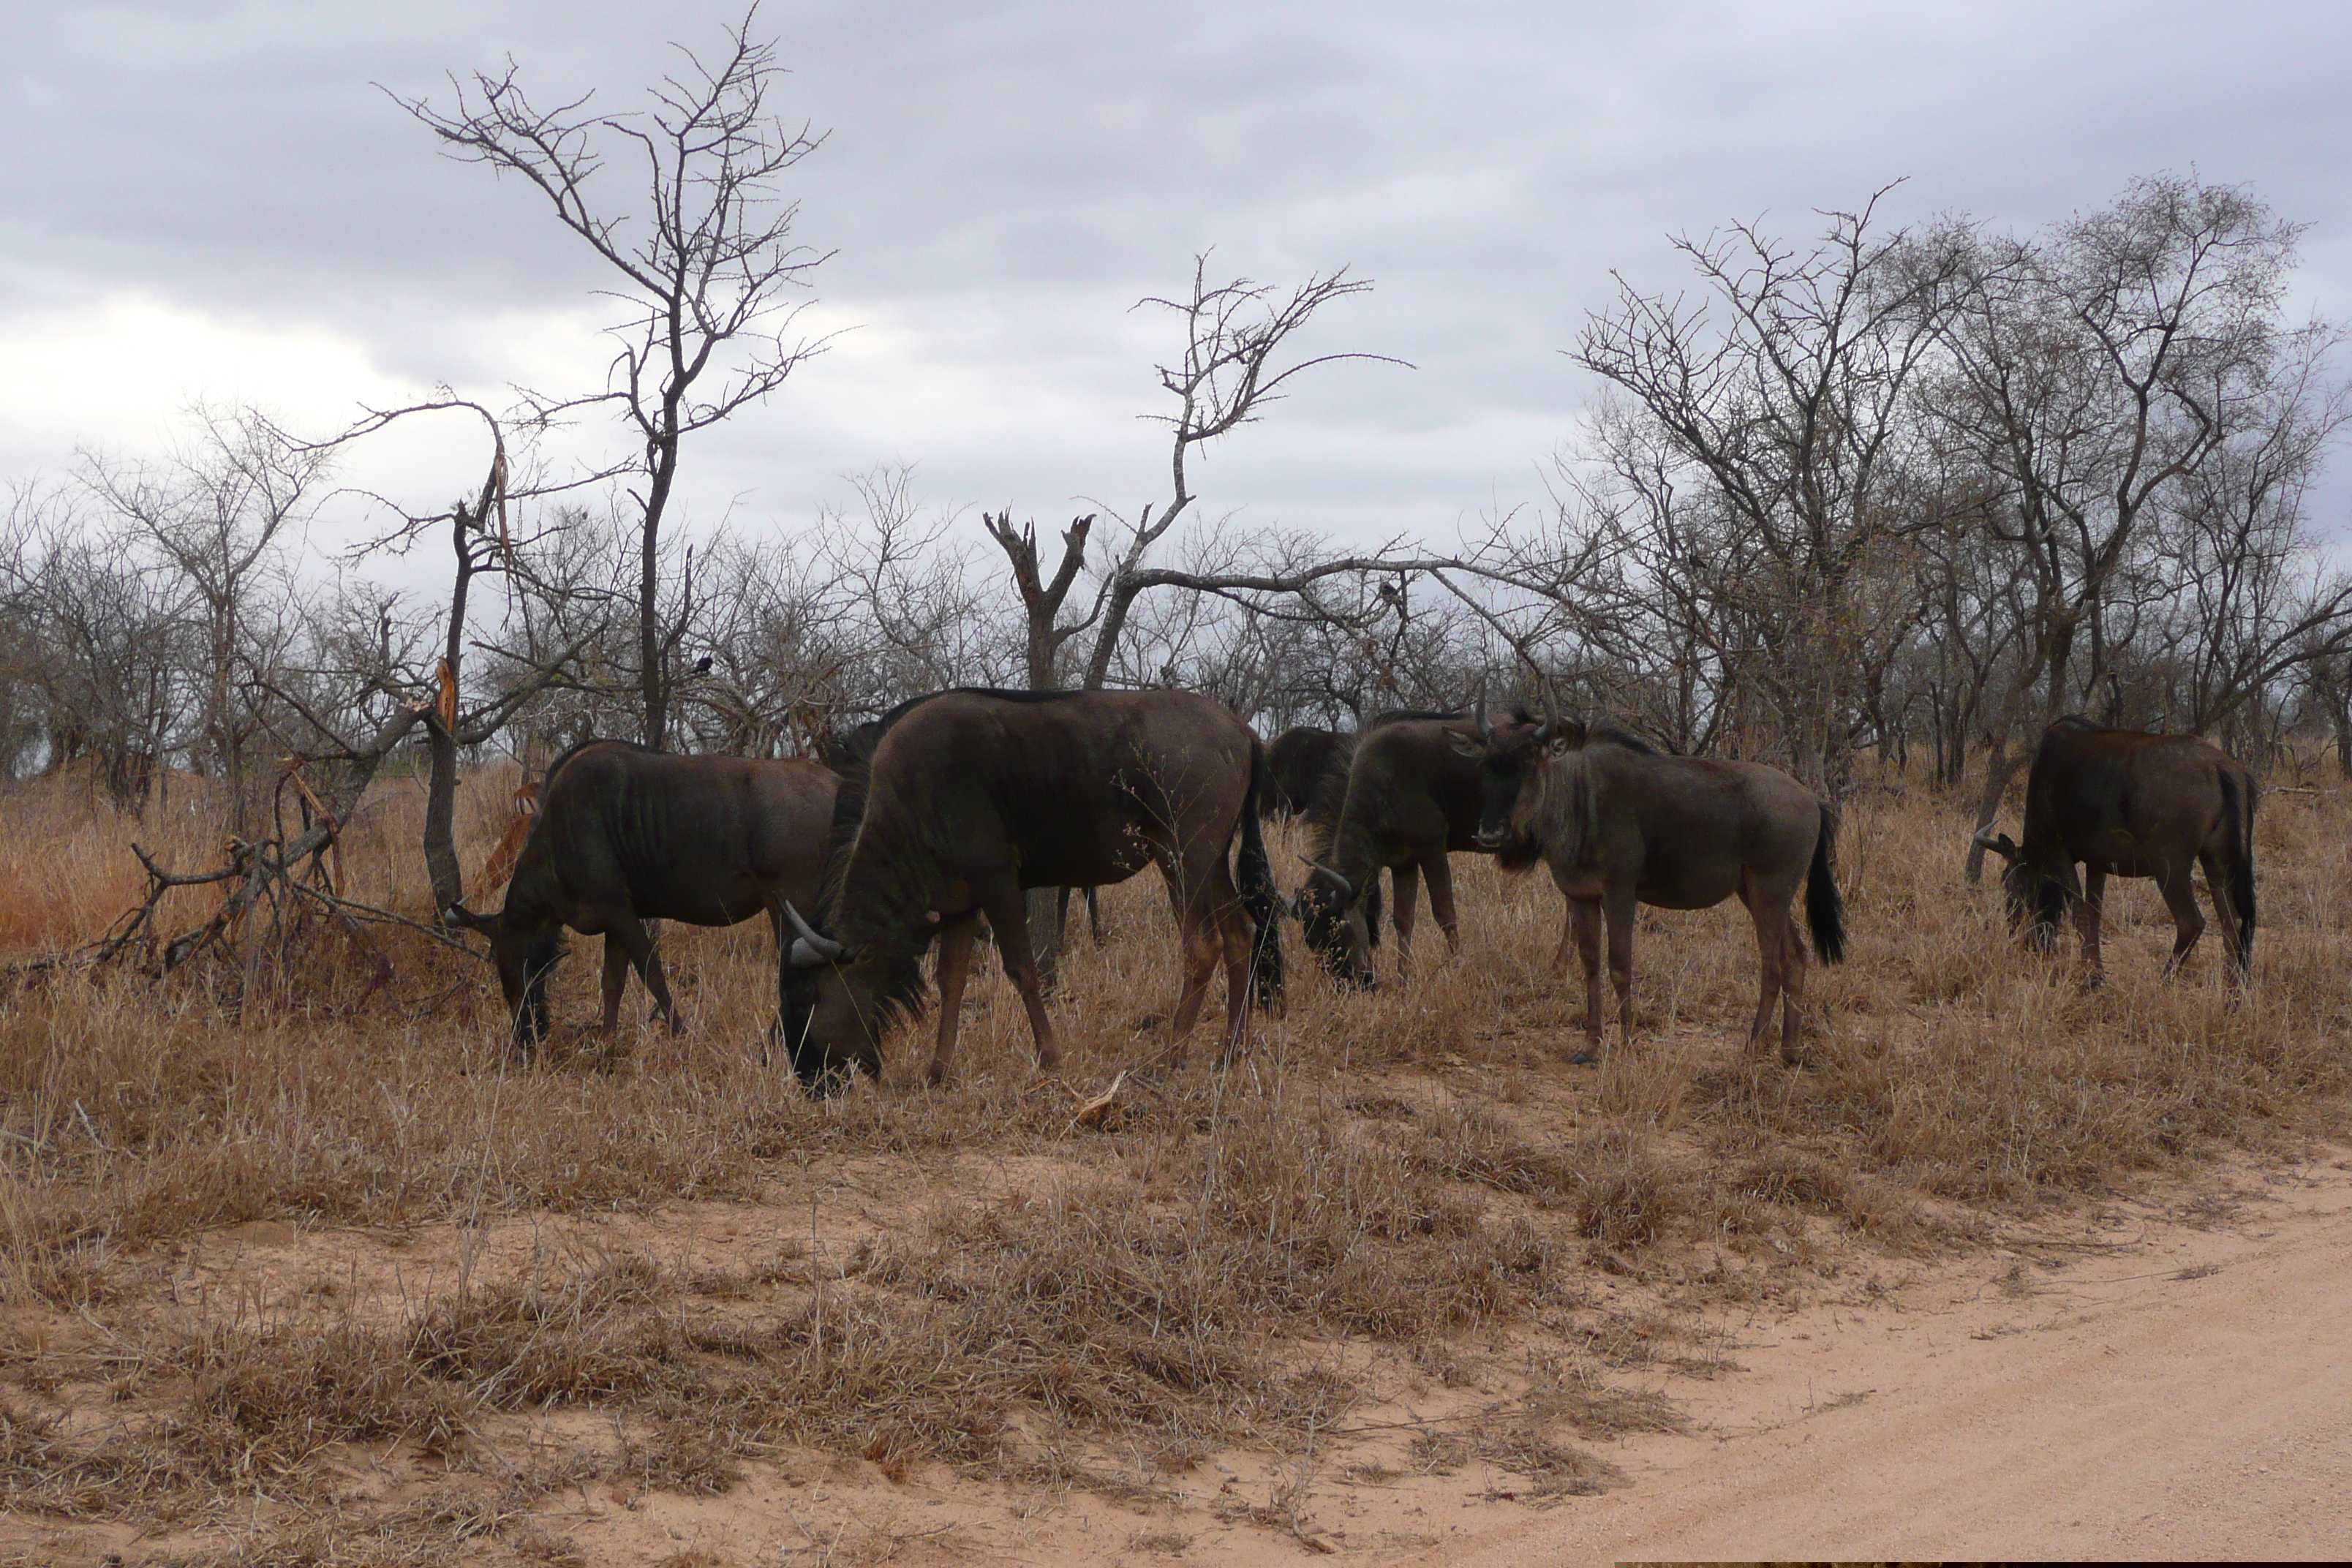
[443,739,838,1050]
[1264,726,1352,821]
[834,711,1105,951]
[1291,709,1497,987]
[779,687,1283,1087]
[1463,713,1844,1065]
[1972,716,2255,984]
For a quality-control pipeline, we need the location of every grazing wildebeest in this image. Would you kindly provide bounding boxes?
[833,712,1104,950]
[1972,716,2255,984]
[1265,726,1352,821]
[1290,709,1498,987]
[1463,714,1844,1065]
[443,739,838,1051]
[778,688,1284,1088]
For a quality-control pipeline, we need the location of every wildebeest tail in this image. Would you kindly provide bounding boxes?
[2219,768,2256,973]
[1806,802,1847,965]
[1240,736,1285,1008]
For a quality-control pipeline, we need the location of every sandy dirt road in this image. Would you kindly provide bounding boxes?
[1426,1156,2352,1564]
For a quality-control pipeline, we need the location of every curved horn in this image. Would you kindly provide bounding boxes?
[1534,674,1569,742]
[1971,825,2017,861]
[783,901,846,965]
[1475,675,1492,742]
[1305,859,1355,900]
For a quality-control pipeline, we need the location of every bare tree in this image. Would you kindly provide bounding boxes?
[399,9,831,746]
[983,511,1097,690]
[290,399,614,911]
[1931,176,2326,874]
[1079,257,1408,689]
[79,407,329,829]
[1567,189,1953,794]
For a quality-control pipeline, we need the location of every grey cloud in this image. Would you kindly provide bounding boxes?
[1,0,2348,548]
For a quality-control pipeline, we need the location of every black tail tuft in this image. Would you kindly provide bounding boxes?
[2219,769,2257,975]
[1239,736,1285,1009]
[1806,802,1847,965]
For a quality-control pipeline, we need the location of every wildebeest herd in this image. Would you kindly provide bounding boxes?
[443,688,2260,1086]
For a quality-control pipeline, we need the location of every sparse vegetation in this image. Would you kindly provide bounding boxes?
[2,759,2349,1558]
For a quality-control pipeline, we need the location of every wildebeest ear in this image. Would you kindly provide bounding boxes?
[1545,736,1575,757]
[1446,730,1483,757]
[443,903,491,932]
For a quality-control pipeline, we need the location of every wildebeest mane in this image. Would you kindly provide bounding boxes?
[779,750,932,1071]
[494,737,661,900]
[1303,781,1384,949]
[1511,749,1602,872]
[1586,723,1656,755]
[538,734,655,788]
[1365,706,1463,728]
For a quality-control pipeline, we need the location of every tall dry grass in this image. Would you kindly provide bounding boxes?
[3,758,2350,1550]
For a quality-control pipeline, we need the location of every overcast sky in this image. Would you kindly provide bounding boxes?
[3,0,2348,569]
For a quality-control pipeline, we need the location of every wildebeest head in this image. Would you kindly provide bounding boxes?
[1970,826,2066,950]
[1289,857,1375,989]
[775,901,907,1089]
[1452,698,1579,869]
[443,902,565,1047]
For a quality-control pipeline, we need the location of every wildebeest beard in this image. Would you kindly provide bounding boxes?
[2003,859,2070,951]
[776,929,921,1088]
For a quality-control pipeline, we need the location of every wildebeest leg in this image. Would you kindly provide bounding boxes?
[2198,847,2245,987]
[1390,862,1422,977]
[2155,861,2206,976]
[1572,897,1603,1065]
[1735,878,1787,1058]
[1211,867,1256,1068]
[2077,866,2108,984]
[1604,887,1637,1057]
[600,936,631,1034]
[1161,894,1224,1066]
[1775,892,1807,1067]
[1551,900,1577,970]
[607,918,680,1033]
[1422,853,1461,954]
[981,889,1062,1074]
[926,913,982,1087]
[1088,886,1105,947]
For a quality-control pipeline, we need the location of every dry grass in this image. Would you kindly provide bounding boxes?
[4,759,2352,1556]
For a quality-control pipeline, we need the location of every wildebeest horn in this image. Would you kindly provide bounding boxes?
[1971,825,2017,861]
[1533,675,1569,742]
[783,901,846,965]
[1475,676,1492,742]
[1297,855,1354,900]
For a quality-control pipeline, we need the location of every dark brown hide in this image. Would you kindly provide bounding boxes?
[1975,717,2255,983]
[780,689,1282,1087]
[1464,721,1843,1064]
[1293,711,1505,986]
[445,740,837,1051]
[1264,727,1352,819]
